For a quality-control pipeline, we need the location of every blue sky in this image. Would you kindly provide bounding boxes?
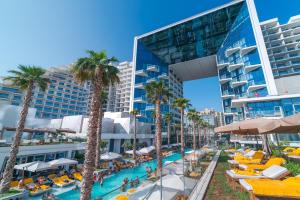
[0,0,299,111]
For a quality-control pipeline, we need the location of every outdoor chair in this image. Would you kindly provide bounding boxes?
[238,157,286,170]
[228,151,265,165]
[239,175,300,199]
[226,165,289,180]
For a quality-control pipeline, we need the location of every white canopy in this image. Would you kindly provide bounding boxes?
[139,146,155,155]
[14,161,53,172]
[100,152,122,160]
[48,158,78,166]
[125,150,141,155]
[129,175,183,200]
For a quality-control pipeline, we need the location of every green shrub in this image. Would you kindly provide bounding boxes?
[284,161,300,176]
[272,149,283,157]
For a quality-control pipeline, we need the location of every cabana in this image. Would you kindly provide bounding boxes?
[48,158,78,167]
[14,161,54,172]
[100,152,122,160]
[128,175,184,200]
[139,146,155,155]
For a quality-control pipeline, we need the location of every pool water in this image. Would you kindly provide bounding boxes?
[57,152,182,200]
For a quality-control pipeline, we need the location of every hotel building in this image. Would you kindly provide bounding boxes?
[130,0,300,142]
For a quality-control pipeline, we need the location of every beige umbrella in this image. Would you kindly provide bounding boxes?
[214,118,275,135]
[260,113,300,134]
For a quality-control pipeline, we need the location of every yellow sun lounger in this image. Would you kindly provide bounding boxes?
[228,151,265,165]
[239,175,300,198]
[239,157,286,170]
[226,165,289,180]
[73,172,83,181]
[52,176,75,187]
[288,148,300,156]
[283,147,296,153]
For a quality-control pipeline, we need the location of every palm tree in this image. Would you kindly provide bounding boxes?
[187,109,199,152]
[95,65,119,169]
[71,50,118,200]
[164,113,172,147]
[95,91,108,169]
[197,117,204,148]
[174,123,181,147]
[130,109,140,165]
[145,81,170,177]
[0,65,49,193]
[172,98,191,158]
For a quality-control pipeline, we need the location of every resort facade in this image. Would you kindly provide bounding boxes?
[130,0,300,140]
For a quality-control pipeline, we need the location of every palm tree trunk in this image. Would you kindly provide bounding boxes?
[80,68,103,200]
[198,126,201,148]
[0,82,33,193]
[180,109,185,159]
[155,100,162,176]
[167,122,170,147]
[95,101,103,169]
[193,122,196,152]
[133,115,137,165]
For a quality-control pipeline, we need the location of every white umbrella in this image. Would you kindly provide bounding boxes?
[157,175,184,191]
[129,176,183,200]
[125,150,141,155]
[139,146,155,155]
[14,161,53,172]
[100,152,122,160]
[48,158,78,166]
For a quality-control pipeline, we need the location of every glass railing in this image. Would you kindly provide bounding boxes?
[219,74,231,79]
[232,75,247,83]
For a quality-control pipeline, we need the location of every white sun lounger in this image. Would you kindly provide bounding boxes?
[226,165,289,180]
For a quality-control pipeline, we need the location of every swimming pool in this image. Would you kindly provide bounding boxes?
[57,152,182,200]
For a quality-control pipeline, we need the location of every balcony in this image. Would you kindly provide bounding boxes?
[146,78,157,83]
[219,74,232,84]
[134,83,145,89]
[135,69,147,77]
[147,65,159,72]
[225,47,240,57]
[221,91,235,99]
[244,64,261,73]
[247,84,266,93]
[134,96,147,103]
[158,73,168,80]
[217,62,229,69]
[240,45,257,56]
[231,76,247,88]
[145,105,155,111]
[228,63,244,72]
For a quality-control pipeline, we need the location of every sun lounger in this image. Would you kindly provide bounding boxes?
[73,172,83,181]
[52,175,75,187]
[239,157,286,170]
[287,148,300,156]
[283,147,296,153]
[228,151,264,165]
[29,185,51,197]
[239,175,300,198]
[226,165,289,180]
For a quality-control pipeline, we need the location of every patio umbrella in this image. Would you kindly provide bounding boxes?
[125,150,141,155]
[214,118,275,135]
[129,180,182,200]
[14,161,53,172]
[139,146,155,155]
[100,152,122,160]
[260,113,300,134]
[48,158,78,166]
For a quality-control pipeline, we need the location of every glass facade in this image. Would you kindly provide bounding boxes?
[216,3,267,124]
[246,97,300,118]
[134,1,245,123]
